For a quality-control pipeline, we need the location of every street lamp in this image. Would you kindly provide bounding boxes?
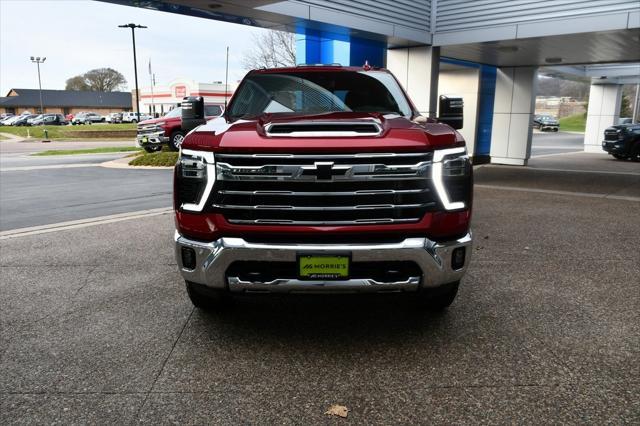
[30,56,46,114]
[118,23,147,121]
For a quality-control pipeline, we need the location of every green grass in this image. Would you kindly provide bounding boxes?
[65,123,136,131]
[0,123,136,139]
[559,113,587,133]
[128,151,178,167]
[0,125,66,139]
[32,147,141,156]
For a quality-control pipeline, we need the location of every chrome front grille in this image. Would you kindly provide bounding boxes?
[137,124,162,135]
[604,130,619,141]
[210,153,438,225]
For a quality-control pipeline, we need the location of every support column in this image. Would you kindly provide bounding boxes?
[387,46,440,117]
[584,83,622,153]
[490,67,537,166]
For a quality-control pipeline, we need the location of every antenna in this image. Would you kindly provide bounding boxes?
[224,46,229,110]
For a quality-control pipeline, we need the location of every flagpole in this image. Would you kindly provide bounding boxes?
[149,59,155,117]
[224,46,229,110]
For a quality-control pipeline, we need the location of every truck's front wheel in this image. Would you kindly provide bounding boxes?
[169,131,185,151]
[418,281,459,310]
[185,281,229,310]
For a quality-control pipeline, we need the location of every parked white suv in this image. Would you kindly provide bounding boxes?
[122,112,152,123]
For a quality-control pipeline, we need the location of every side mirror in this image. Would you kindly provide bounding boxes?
[181,96,206,133]
[438,96,463,130]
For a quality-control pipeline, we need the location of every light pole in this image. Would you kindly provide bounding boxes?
[30,56,46,114]
[118,23,146,121]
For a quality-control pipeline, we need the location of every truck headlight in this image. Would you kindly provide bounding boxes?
[177,149,216,212]
[432,147,472,211]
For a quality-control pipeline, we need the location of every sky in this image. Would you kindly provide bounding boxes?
[0,0,269,94]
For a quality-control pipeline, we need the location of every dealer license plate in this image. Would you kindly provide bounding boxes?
[298,255,350,280]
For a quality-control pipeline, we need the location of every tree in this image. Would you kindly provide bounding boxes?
[242,30,296,70]
[620,95,632,118]
[537,76,589,100]
[65,75,90,91]
[65,68,127,92]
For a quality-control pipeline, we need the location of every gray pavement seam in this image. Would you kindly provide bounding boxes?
[132,308,195,422]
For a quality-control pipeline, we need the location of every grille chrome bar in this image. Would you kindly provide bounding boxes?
[217,188,430,196]
[213,203,435,211]
[217,162,431,181]
[227,218,421,225]
[216,152,427,160]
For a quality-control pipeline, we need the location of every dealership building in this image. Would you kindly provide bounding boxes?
[138,79,236,116]
[0,88,132,116]
[105,0,640,164]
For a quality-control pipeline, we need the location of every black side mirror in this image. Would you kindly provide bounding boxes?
[438,96,463,130]
[181,96,206,133]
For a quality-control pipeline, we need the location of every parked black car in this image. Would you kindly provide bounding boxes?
[534,115,559,131]
[602,123,640,161]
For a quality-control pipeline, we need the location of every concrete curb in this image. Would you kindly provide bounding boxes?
[0,132,26,142]
[100,155,173,170]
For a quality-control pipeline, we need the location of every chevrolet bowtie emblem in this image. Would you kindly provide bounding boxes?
[301,162,349,180]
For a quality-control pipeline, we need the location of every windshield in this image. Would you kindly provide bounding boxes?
[227,70,413,120]
[205,105,222,116]
[164,108,182,118]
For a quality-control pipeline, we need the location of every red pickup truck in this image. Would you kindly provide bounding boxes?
[136,104,223,152]
[174,65,473,310]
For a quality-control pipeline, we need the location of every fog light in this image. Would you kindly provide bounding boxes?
[451,247,465,270]
[181,247,196,270]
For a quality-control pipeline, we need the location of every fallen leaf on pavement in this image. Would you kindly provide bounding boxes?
[325,404,349,418]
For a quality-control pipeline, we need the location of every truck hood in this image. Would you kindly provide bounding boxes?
[139,114,218,126]
[182,112,462,152]
[139,116,176,126]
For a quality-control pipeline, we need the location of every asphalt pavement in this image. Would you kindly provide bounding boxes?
[530,131,584,156]
[1,159,638,423]
[0,141,172,231]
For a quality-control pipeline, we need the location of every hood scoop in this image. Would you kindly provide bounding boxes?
[264,120,382,137]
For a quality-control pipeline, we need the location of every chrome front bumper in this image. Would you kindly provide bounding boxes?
[136,131,168,146]
[175,232,472,293]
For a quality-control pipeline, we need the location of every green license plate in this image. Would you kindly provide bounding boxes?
[298,255,350,280]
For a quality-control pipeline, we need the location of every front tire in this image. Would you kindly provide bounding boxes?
[143,145,161,153]
[169,131,185,151]
[632,143,640,162]
[612,154,627,160]
[185,281,229,310]
[417,281,460,310]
